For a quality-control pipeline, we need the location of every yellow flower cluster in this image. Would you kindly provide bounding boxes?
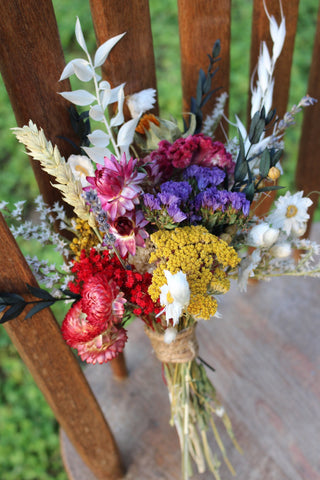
[70,218,99,260]
[149,226,240,320]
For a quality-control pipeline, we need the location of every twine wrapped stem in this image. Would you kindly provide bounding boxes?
[144,324,198,363]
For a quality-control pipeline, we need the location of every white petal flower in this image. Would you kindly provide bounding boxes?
[159,270,190,326]
[267,191,313,236]
[248,222,279,248]
[67,155,95,187]
[126,88,156,118]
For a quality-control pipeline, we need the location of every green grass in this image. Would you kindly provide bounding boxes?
[0,1,319,478]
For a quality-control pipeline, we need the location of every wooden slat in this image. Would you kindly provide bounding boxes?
[89,0,158,115]
[0,0,79,211]
[248,0,300,218]
[295,4,320,230]
[0,214,124,480]
[177,0,231,141]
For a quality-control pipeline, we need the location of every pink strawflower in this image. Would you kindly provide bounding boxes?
[81,273,126,328]
[141,139,174,185]
[109,210,149,257]
[76,326,128,365]
[86,153,146,220]
[61,300,101,346]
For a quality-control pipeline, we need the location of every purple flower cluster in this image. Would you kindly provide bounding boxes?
[143,182,190,226]
[183,165,225,191]
[195,188,250,216]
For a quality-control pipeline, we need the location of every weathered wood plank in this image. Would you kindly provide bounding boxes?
[0,0,79,211]
[177,0,231,142]
[296,4,320,231]
[89,0,158,115]
[0,214,124,480]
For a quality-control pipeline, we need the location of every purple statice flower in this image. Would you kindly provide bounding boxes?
[183,165,226,190]
[229,192,250,216]
[167,204,187,223]
[160,181,192,203]
[195,187,250,216]
[143,193,161,211]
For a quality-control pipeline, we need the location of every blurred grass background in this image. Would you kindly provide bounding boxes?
[0,1,318,478]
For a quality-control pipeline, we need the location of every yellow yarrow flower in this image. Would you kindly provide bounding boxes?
[149,225,240,320]
[70,218,100,260]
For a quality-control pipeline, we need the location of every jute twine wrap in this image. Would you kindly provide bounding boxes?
[144,324,198,363]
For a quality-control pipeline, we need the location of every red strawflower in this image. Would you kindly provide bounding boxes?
[61,300,101,346]
[76,326,128,365]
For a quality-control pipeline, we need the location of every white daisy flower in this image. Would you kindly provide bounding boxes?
[159,270,190,326]
[267,191,312,236]
[67,154,95,187]
[126,88,156,118]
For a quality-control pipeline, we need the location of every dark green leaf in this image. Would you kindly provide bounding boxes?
[0,304,7,312]
[259,149,271,177]
[212,39,221,58]
[260,106,266,120]
[234,156,247,183]
[271,149,283,166]
[266,109,276,124]
[196,70,205,105]
[250,118,265,144]
[1,302,25,323]
[60,289,81,300]
[26,284,55,300]
[25,301,55,320]
[249,111,260,141]
[244,183,255,202]
[0,292,25,305]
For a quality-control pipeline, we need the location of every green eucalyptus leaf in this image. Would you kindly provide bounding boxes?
[266,109,276,124]
[250,118,265,144]
[271,149,283,166]
[249,111,260,141]
[0,292,25,305]
[259,149,271,177]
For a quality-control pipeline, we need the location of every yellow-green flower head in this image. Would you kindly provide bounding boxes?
[149,225,240,320]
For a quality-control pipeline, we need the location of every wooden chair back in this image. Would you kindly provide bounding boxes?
[0,1,319,479]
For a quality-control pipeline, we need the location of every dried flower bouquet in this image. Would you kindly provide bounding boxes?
[1,4,320,479]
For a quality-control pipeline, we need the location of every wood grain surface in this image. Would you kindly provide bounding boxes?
[177,0,231,142]
[89,0,158,115]
[61,224,320,479]
[296,3,320,232]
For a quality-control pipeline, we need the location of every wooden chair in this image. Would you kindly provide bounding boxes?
[0,1,320,479]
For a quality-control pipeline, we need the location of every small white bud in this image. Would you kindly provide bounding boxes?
[164,327,177,344]
[215,406,225,418]
[270,242,292,258]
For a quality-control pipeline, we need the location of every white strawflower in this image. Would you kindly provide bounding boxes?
[270,242,292,258]
[164,327,177,344]
[215,406,225,418]
[159,270,190,326]
[248,222,279,248]
[291,221,307,238]
[67,154,95,187]
[267,191,312,236]
[126,88,156,118]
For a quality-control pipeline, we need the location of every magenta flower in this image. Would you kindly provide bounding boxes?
[109,210,149,257]
[86,153,146,220]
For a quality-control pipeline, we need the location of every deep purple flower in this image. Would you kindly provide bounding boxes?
[160,181,192,203]
[167,204,187,223]
[143,193,161,211]
[184,165,226,190]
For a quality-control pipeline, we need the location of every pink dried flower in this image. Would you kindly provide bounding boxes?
[109,210,149,257]
[81,273,126,328]
[86,153,146,220]
[76,326,128,365]
[61,300,101,346]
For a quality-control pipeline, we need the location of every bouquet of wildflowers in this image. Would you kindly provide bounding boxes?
[1,5,320,480]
